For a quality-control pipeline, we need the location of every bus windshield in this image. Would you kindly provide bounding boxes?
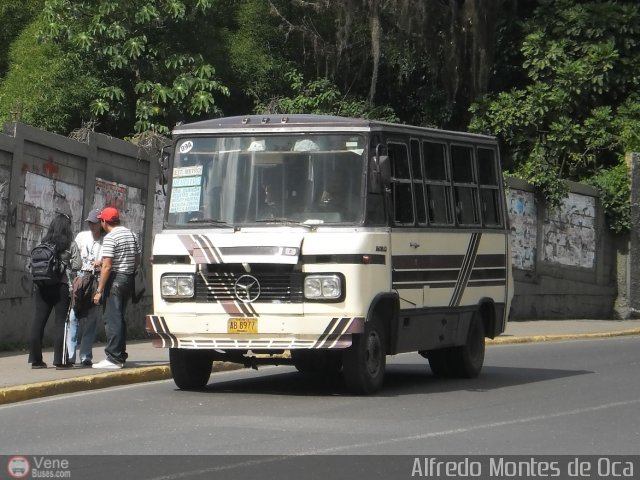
[166,134,367,227]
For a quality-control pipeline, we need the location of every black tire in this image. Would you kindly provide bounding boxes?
[427,315,485,378]
[292,350,342,375]
[169,348,213,390]
[342,316,386,394]
[426,347,455,378]
[451,315,485,378]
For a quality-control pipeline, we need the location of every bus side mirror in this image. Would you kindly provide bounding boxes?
[159,145,171,196]
[369,155,391,193]
[378,155,391,186]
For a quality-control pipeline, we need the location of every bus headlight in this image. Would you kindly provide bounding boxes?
[161,275,195,299]
[304,275,342,300]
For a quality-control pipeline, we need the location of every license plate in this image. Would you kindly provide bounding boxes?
[227,317,258,334]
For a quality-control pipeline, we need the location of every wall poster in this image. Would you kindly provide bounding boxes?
[93,177,146,249]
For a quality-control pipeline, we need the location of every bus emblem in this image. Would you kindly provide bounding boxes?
[234,275,261,303]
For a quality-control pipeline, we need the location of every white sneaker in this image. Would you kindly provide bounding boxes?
[92,359,124,369]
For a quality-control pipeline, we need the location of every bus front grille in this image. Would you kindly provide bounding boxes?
[195,272,303,303]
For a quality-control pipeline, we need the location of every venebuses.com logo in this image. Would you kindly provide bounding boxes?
[6,456,71,478]
[7,456,30,479]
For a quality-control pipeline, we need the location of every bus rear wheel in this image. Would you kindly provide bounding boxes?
[170,348,213,390]
[342,316,386,394]
[426,315,485,378]
[452,314,485,378]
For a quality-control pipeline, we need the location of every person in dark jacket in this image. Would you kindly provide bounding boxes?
[28,213,81,369]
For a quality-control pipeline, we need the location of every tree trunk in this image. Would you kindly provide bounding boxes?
[368,0,381,105]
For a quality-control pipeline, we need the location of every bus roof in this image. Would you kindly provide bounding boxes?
[172,115,497,142]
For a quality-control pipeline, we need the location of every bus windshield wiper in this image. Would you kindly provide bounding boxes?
[187,218,235,228]
[255,218,315,230]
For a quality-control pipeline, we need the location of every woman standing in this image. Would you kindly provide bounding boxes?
[28,214,81,369]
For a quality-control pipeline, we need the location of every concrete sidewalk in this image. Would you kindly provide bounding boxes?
[1,319,639,405]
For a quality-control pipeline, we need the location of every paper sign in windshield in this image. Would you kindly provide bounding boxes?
[172,176,201,188]
[169,186,201,213]
[170,166,203,212]
[174,166,203,177]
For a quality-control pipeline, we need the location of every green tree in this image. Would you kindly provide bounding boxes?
[0,17,98,134]
[41,0,229,136]
[255,70,398,121]
[470,0,639,230]
[0,0,43,77]
[266,0,501,129]
[223,0,292,113]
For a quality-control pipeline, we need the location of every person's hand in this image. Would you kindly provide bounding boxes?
[93,291,102,305]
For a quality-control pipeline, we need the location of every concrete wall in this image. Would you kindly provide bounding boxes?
[0,123,162,349]
[506,177,618,319]
[626,152,640,317]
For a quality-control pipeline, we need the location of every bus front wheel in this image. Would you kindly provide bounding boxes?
[170,348,213,390]
[342,316,386,394]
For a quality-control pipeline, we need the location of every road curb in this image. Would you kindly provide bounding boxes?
[2,330,639,405]
[487,328,640,345]
[0,362,239,406]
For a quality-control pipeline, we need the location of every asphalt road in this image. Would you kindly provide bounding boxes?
[1,336,638,458]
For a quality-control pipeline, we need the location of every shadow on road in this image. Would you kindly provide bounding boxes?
[188,362,592,397]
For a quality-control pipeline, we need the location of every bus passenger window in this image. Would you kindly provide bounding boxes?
[423,141,452,225]
[481,189,500,225]
[388,142,415,225]
[478,149,497,184]
[451,145,480,225]
[427,185,451,224]
[411,139,426,225]
[478,148,502,226]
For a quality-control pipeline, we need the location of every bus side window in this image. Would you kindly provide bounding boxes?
[423,141,453,225]
[411,138,427,225]
[451,144,480,225]
[388,141,414,225]
[477,147,502,227]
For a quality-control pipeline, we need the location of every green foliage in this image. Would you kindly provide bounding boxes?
[470,0,640,232]
[0,17,98,134]
[226,0,291,106]
[510,145,569,210]
[0,0,43,77]
[613,94,640,153]
[41,0,229,136]
[587,163,631,234]
[256,70,398,122]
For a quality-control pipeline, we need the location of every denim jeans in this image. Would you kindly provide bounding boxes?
[67,304,101,363]
[103,272,133,364]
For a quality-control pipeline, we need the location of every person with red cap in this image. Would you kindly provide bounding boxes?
[92,207,141,369]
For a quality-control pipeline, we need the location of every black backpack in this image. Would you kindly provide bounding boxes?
[29,242,63,286]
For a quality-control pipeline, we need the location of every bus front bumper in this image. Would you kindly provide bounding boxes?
[145,314,364,350]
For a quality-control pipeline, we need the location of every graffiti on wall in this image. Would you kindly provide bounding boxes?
[23,172,83,252]
[93,177,146,249]
[542,192,596,269]
[0,166,10,280]
[508,190,537,271]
